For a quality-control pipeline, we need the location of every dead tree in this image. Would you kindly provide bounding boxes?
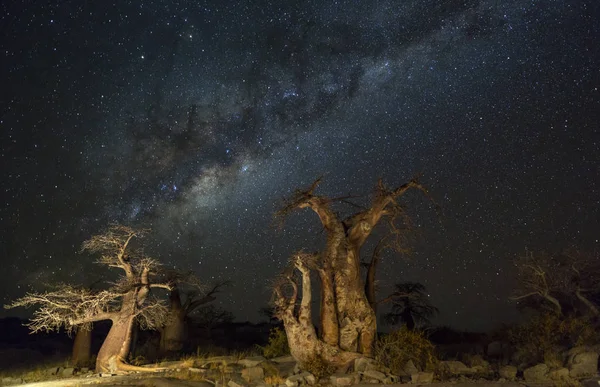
[5,225,172,373]
[511,251,564,315]
[562,250,600,317]
[274,177,431,366]
[160,278,229,353]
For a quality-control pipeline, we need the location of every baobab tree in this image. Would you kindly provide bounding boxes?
[273,177,432,366]
[5,225,172,373]
[160,279,229,353]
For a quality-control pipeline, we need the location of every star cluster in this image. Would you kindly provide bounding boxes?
[1,0,599,330]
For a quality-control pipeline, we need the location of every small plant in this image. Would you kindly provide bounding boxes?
[256,327,290,358]
[302,354,336,380]
[375,325,437,374]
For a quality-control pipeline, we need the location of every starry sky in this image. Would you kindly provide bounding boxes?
[1,0,599,332]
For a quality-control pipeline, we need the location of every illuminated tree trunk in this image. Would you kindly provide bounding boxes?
[275,178,428,365]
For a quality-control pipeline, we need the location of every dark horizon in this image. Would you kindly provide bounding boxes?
[1,0,599,332]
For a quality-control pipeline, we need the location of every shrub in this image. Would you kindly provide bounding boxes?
[507,313,599,368]
[302,354,336,380]
[375,326,437,374]
[257,327,289,359]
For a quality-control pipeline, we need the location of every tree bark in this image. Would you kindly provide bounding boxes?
[96,313,135,373]
[160,290,187,353]
[72,324,92,367]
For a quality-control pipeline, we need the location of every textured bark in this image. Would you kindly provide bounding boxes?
[365,240,384,314]
[275,178,428,365]
[72,324,92,367]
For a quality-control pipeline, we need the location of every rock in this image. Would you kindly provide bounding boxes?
[439,360,471,375]
[329,373,354,386]
[354,356,378,372]
[271,355,295,363]
[100,372,115,377]
[361,369,387,382]
[498,365,517,381]
[242,366,265,382]
[285,375,302,387]
[189,367,206,373]
[79,367,89,373]
[523,363,549,382]
[403,359,419,375]
[582,376,600,386]
[238,356,267,368]
[299,371,316,385]
[1,376,23,386]
[549,367,570,381]
[61,367,75,377]
[228,380,245,387]
[569,351,599,378]
[411,371,434,384]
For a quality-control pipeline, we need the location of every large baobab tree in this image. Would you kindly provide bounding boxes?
[160,279,229,353]
[273,177,431,366]
[5,225,172,373]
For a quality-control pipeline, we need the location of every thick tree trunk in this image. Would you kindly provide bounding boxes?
[334,246,376,355]
[318,265,338,347]
[72,324,92,367]
[160,306,187,353]
[281,261,361,369]
[96,314,135,373]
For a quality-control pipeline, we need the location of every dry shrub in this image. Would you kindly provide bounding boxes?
[375,326,437,374]
[257,327,290,358]
[507,313,599,368]
[302,354,336,380]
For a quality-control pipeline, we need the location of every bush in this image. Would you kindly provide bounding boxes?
[375,326,437,374]
[302,354,336,380]
[257,327,289,359]
[507,313,599,368]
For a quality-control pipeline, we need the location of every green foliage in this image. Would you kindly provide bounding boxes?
[302,354,336,380]
[507,313,600,367]
[256,327,290,359]
[375,325,437,374]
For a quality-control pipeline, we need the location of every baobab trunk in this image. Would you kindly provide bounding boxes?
[72,325,92,367]
[95,315,135,372]
[160,291,187,353]
[334,246,376,355]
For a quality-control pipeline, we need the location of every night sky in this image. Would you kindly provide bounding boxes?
[1,0,599,332]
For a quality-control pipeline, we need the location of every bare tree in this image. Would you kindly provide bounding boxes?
[5,225,172,373]
[511,251,564,315]
[562,249,600,317]
[273,177,431,366]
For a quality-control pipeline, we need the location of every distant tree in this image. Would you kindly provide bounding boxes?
[160,278,229,353]
[273,177,433,367]
[560,249,600,317]
[5,225,172,373]
[382,282,439,330]
[191,303,234,336]
[511,251,564,315]
[511,249,600,318]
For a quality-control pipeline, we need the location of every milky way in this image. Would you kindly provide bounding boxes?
[2,0,599,330]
